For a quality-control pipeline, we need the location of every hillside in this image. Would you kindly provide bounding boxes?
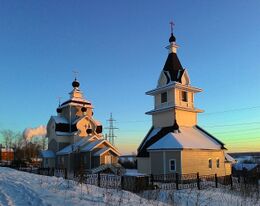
[0,167,259,206]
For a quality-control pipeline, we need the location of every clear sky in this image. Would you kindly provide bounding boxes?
[0,0,260,154]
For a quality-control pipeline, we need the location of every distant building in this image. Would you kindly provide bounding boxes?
[137,31,232,176]
[41,79,120,174]
[0,147,14,164]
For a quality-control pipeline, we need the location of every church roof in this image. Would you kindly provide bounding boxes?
[41,150,55,158]
[56,137,120,156]
[163,52,184,83]
[137,125,226,157]
[56,138,87,155]
[51,116,68,124]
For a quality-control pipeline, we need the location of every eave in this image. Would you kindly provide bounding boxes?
[146,82,202,96]
[146,105,204,115]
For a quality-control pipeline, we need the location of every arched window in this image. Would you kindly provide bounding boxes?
[208,159,212,169]
[216,158,220,168]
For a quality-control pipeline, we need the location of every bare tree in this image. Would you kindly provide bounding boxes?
[1,129,16,148]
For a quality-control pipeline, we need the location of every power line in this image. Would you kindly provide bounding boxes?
[211,127,260,135]
[201,121,260,128]
[201,105,260,116]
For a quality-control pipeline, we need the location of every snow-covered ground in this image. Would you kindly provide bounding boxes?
[0,167,166,206]
[140,186,260,206]
[0,167,259,206]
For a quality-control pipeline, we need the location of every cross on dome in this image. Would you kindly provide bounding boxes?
[170,21,175,34]
[169,20,176,43]
[73,70,79,80]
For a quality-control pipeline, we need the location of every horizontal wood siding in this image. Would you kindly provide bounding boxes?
[137,157,151,174]
[100,151,118,165]
[150,151,181,175]
[93,156,100,168]
[165,151,181,174]
[181,149,230,176]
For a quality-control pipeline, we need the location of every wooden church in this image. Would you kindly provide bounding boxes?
[137,30,232,176]
[41,79,120,174]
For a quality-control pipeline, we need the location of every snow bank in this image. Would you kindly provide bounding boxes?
[140,187,260,206]
[0,167,167,206]
[1,167,259,206]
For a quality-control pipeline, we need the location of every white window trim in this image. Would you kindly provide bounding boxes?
[169,159,176,172]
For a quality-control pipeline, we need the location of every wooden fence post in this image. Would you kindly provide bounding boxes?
[215,174,218,188]
[98,173,101,187]
[176,173,179,190]
[197,172,200,190]
[64,168,67,179]
[230,175,233,189]
[121,175,124,190]
[134,177,139,193]
[150,174,154,187]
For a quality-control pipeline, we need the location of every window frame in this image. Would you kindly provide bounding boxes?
[161,92,168,103]
[169,159,176,172]
[208,158,212,169]
[216,158,220,168]
[181,91,188,102]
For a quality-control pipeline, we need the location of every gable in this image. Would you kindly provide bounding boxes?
[157,71,170,87]
[181,69,190,85]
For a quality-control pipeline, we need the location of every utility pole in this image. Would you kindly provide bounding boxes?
[105,113,118,146]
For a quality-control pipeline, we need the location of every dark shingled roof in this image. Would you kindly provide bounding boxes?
[163,52,184,83]
[61,99,91,107]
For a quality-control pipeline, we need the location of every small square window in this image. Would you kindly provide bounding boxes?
[208,159,212,169]
[169,159,176,171]
[161,92,167,103]
[216,159,220,168]
[182,91,188,102]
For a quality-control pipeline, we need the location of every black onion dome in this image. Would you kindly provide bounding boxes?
[56,108,62,113]
[169,33,176,43]
[86,128,92,134]
[81,107,87,112]
[72,79,80,88]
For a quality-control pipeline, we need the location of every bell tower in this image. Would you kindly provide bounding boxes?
[146,26,203,128]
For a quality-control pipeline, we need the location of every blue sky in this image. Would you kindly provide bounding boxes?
[0,1,260,153]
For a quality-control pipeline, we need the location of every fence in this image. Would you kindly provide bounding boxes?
[152,172,235,191]
[12,166,258,193]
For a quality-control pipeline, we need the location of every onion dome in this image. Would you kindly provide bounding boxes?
[96,125,103,134]
[56,108,62,113]
[169,33,176,43]
[81,107,87,113]
[72,78,80,88]
[86,128,92,134]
